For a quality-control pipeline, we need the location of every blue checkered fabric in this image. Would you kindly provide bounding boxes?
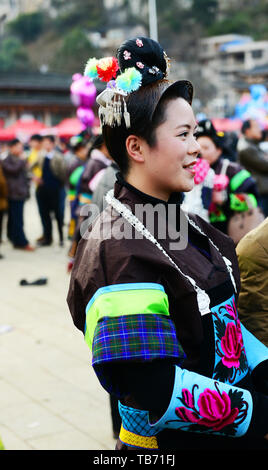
[118,401,162,436]
[92,313,185,365]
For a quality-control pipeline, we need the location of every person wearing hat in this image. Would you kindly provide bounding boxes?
[67,37,268,450]
[196,119,260,239]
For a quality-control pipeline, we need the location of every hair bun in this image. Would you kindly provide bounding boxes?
[117,37,168,86]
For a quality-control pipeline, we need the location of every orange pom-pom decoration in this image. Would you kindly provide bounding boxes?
[96,57,119,82]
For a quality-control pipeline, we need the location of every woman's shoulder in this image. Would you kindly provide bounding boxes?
[220,158,244,178]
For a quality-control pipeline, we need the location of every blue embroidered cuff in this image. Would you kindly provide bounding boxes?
[119,365,254,441]
[151,365,253,438]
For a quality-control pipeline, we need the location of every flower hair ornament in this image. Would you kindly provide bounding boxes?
[84,55,143,129]
[84,40,170,129]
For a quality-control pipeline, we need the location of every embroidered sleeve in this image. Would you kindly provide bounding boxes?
[153,365,252,437]
[228,167,259,212]
[118,364,253,448]
[84,282,185,394]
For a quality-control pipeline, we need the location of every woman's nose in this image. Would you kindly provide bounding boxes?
[189,135,201,155]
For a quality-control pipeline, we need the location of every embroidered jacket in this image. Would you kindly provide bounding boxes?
[67,176,268,450]
[209,157,259,232]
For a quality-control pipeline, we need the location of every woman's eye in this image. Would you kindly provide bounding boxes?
[178,132,188,138]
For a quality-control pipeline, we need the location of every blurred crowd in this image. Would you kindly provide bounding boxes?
[0,129,114,263]
[0,117,268,268]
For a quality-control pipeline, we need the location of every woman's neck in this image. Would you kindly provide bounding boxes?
[125,172,170,202]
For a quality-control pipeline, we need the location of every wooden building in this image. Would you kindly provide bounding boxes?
[0,71,102,128]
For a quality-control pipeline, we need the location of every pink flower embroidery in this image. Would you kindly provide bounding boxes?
[221,322,242,369]
[136,39,143,47]
[197,389,239,431]
[176,388,239,432]
[136,62,144,69]
[123,50,131,60]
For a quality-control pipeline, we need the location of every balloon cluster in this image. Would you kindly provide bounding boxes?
[70,73,97,129]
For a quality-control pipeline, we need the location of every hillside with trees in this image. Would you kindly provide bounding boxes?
[0,0,268,74]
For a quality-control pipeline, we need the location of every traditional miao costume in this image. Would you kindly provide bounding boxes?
[68,174,268,450]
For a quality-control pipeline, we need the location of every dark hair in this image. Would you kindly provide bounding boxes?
[43,135,55,143]
[90,134,104,149]
[29,134,43,142]
[241,119,252,135]
[73,142,87,152]
[195,119,227,150]
[8,138,21,147]
[102,37,193,175]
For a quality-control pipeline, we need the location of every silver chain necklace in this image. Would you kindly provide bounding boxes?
[105,190,237,316]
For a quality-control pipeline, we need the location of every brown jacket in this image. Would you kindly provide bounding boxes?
[1,154,29,201]
[236,217,268,346]
[0,162,8,211]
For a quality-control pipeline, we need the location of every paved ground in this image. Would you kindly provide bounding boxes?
[0,193,115,450]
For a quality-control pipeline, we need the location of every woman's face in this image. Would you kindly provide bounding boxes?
[197,136,222,165]
[140,97,200,200]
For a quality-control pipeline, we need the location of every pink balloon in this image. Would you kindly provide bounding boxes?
[76,107,95,128]
[70,75,97,109]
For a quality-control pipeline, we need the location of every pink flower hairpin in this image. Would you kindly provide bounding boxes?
[136,62,144,69]
[123,50,131,60]
[136,39,143,47]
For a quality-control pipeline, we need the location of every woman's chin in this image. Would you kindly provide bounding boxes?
[180,180,195,193]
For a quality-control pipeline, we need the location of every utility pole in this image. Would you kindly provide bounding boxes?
[148,0,158,41]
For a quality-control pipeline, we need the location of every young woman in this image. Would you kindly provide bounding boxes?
[196,119,260,237]
[67,37,268,450]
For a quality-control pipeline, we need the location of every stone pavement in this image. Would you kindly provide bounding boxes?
[0,194,115,450]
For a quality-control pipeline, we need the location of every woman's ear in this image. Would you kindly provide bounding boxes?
[126,135,145,164]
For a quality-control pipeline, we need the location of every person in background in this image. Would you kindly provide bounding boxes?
[0,142,9,160]
[78,134,112,207]
[27,134,44,233]
[181,157,215,222]
[236,217,268,347]
[0,160,8,258]
[196,119,259,235]
[57,137,74,166]
[237,119,268,217]
[2,139,34,251]
[55,137,74,224]
[27,134,43,185]
[67,134,111,271]
[66,137,89,239]
[91,160,119,212]
[36,135,67,247]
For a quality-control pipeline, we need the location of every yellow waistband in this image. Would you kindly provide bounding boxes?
[119,425,158,449]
